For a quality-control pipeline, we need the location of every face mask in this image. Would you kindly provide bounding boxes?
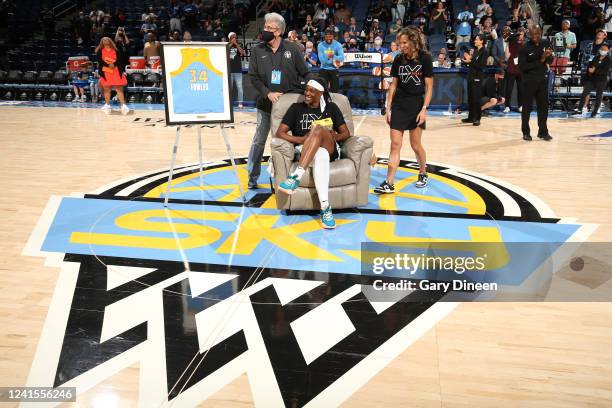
[261,30,275,43]
[306,47,312,53]
[600,49,609,56]
[375,40,382,47]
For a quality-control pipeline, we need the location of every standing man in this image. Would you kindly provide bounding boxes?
[518,26,553,141]
[551,20,577,78]
[228,32,245,109]
[455,4,474,46]
[247,12,311,189]
[318,28,345,93]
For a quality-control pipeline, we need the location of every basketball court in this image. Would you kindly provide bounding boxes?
[1,103,612,407]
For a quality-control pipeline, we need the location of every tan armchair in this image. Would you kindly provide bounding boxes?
[269,92,374,210]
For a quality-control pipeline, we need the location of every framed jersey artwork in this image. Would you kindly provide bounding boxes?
[161,42,233,125]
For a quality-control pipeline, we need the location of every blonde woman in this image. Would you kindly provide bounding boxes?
[374,27,433,194]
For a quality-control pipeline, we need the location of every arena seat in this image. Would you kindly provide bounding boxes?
[6,70,24,83]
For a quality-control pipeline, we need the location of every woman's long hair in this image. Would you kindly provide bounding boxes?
[95,37,118,53]
[396,26,428,63]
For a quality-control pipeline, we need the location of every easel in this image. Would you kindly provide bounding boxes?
[163,124,246,207]
[160,41,246,207]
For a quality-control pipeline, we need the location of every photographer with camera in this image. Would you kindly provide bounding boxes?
[551,20,576,77]
[574,42,610,118]
[518,26,553,141]
[503,27,525,113]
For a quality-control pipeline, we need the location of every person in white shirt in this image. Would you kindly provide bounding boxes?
[551,20,577,77]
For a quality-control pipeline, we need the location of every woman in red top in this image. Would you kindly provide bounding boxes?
[96,37,130,114]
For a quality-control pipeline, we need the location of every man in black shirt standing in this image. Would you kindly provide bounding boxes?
[247,12,311,189]
[518,26,554,141]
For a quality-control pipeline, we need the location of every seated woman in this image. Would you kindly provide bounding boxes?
[275,77,352,229]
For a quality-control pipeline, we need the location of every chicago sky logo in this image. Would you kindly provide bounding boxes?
[22,157,594,407]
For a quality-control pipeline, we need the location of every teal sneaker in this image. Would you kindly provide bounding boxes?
[278,174,300,194]
[320,205,336,229]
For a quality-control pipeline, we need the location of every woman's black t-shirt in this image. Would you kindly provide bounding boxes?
[281,101,346,137]
[390,51,434,97]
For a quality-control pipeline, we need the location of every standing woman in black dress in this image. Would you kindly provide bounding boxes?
[461,34,488,126]
[374,26,434,194]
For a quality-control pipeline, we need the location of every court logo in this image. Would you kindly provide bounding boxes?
[23,157,592,407]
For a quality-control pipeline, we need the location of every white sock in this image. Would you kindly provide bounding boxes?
[312,148,330,205]
[321,200,330,210]
[291,166,306,180]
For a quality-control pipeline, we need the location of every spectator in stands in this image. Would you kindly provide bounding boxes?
[89,70,100,103]
[341,31,351,45]
[334,2,351,25]
[74,10,92,45]
[168,0,182,33]
[551,20,577,77]
[592,29,609,55]
[480,68,506,114]
[304,41,319,67]
[96,37,129,114]
[300,33,309,47]
[247,12,311,189]
[182,0,200,32]
[476,1,490,19]
[391,0,407,24]
[183,31,193,42]
[346,38,359,53]
[604,3,612,39]
[389,18,403,36]
[115,27,130,60]
[90,8,105,25]
[369,36,388,53]
[462,34,489,126]
[575,42,610,117]
[347,17,359,38]
[318,28,344,92]
[143,33,161,66]
[288,30,305,52]
[228,32,245,109]
[169,29,181,41]
[456,4,474,45]
[430,2,448,35]
[484,5,498,27]
[141,6,156,23]
[368,18,384,38]
[433,48,451,67]
[112,8,126,28]
[71,69,88,103]
[491,25,509,67]
[141,16,158,41]
[303,15,317,39]
[583,7,604,40]
[212,18,224,38]
[504,27,525,113]
[372,0,391,22]
[327,17,340,38]
[313,3,329,32]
